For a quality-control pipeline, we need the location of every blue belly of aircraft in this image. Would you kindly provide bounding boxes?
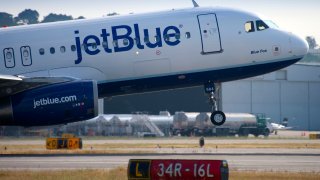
[97,57,302,98]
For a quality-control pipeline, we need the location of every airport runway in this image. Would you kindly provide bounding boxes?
[1,132,320,172]
[1,153,320,172]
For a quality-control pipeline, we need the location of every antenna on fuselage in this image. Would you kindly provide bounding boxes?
[192,0,200,7]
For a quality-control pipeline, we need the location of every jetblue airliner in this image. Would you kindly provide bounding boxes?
[0,3,308,126]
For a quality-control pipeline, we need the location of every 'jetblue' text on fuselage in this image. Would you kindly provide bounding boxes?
[74,24,181,64]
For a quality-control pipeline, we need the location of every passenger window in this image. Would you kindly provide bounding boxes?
[39,48,45,55]
[60,46,66,53]
[256,20,269,31]
[185,32,191,39]
[6,51,13,59]
[245,21,255,33]
[23,49,29,57]
[71,45,76,52]
[50,47,55,54]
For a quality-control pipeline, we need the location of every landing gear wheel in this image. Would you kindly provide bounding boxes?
[204,82,226,126]
[210,111,226,126]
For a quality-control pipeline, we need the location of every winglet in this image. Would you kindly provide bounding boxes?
[192,0,200,7]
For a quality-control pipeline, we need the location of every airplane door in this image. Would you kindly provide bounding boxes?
[20,46,32,66]
[3,48,15,68]
[197,14,222,54]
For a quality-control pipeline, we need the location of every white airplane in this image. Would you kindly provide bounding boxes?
[0,2,308,127]
[270,123,292,131]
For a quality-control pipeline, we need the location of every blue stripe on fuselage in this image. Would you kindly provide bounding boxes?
[97,57,302,98]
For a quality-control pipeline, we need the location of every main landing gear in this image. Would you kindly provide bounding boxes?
[204,82,226,126]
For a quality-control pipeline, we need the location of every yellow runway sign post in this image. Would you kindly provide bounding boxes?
[46,134,82,149]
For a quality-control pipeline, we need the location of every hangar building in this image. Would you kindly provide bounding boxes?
[222,63,320,130]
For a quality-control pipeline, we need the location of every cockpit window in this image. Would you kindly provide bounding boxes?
[245,21,255,33]
[256,20,269,31]
[264,20,279,29]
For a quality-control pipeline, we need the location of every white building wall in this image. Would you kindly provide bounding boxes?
[223,81,252,112]
[251,81,280,124]
[281,82,309,130]
[222,64,320,130]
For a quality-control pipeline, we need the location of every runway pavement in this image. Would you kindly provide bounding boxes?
[1,153,320,172]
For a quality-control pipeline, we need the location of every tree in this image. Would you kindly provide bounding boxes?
[77,16,85,19]
[306,36,318,49]
[42,13,73,23]
[0,12,15,27]
[16,9,39,24]
[107,12,119,16]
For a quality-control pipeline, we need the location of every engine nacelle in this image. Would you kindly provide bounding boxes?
[0,80,98,126]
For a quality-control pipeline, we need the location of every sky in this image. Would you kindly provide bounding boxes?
[1,0,319,42]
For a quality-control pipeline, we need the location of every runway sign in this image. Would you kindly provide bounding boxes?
[46,137,82,149]
[128,159,228,180]
[309,134,320,139]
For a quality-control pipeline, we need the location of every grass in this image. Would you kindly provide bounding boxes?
[1,140,320,155]
[84,142,320,149]
[1,135,319,155]
[0,134,312,141]
[230,171,320,180]
[0,168,319,180]
[0,167,127,180]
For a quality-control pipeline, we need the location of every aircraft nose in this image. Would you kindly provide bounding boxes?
[291,35,309,57]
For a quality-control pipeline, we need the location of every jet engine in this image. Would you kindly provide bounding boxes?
[0,80,98,126]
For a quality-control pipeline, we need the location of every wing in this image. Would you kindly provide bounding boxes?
[0,74,76,98]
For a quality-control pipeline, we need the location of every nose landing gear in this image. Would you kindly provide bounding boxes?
[204,82,226,126]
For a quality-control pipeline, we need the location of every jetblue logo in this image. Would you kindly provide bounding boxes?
[74,24,181,64]
[33,95,77,109]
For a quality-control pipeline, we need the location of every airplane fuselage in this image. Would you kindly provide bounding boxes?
[0,7,308,98]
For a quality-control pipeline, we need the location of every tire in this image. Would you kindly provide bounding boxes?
[210,111,226,126]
